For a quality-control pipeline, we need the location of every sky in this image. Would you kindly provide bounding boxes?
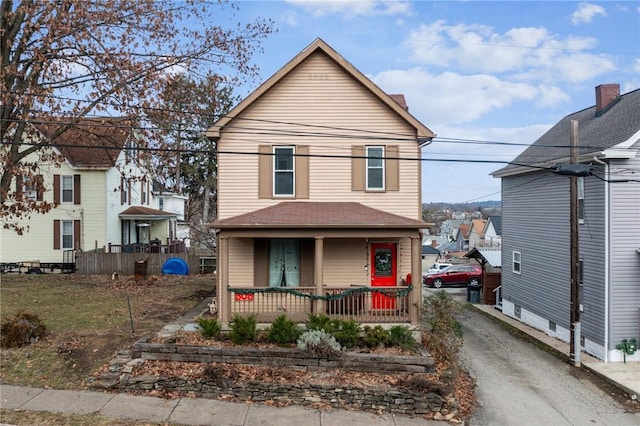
[220,1,640,203]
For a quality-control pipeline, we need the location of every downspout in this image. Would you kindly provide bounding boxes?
[593,156,609,361]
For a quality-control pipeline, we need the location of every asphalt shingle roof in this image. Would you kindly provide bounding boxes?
[38,117,133,168]
[494,87,640,174]
[212,202,428,229]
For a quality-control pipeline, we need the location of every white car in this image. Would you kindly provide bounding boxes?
[426,263,453,275]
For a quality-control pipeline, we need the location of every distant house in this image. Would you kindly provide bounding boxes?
[483,215,502,247]
[492,84,640,362]
[453,222,471,252]
[207,39,434,326]
[468,219,487,249]
[1,118,176,265]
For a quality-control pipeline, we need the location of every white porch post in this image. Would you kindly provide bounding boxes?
[315,236,324,315]
[410,235,422,324]
[219,235,230,324]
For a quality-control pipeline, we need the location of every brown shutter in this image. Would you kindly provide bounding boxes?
[258,145,272,199]
[53,175,60,205]
[53,220,60,249]
[120,177,125,205]
[141,180,145,203]
[74,220,81,250]
[296,145,309,199]
[73,174,81,204]
[351,145,365,191]
[16,175,23,196]
[386,145,399,191]
[127,179,131,205]
[253,238,269,287]
[36,175,44,201]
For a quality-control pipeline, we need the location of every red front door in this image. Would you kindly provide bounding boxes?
[371,242,397,309]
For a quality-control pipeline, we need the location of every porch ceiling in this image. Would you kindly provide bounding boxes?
[210,202,428,230]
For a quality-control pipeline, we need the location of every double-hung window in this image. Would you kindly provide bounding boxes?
[61,175,74,203]
[274,146,295,196]
[62,220,74,249]
[512,251,522,275]
[366,146,384,190]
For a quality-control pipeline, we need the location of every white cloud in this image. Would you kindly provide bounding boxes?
[571,3,607,25]
[406,21,615,83]
[535,85,571,108]
[285,0,413,17]
[371,68,539,126]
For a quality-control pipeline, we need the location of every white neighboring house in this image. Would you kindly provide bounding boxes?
[0,118,176,264]
[154,190,189,247]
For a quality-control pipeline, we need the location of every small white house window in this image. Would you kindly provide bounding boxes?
[366,146,384,190]
[274,146,294,196]
[62,220,73,249]
[578,176,585,224]
[158,197,164,211]
[61,175,74,203]
[23,176,37,200]
[512,251,521,275]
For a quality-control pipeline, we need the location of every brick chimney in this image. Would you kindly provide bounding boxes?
[595,84,620,116]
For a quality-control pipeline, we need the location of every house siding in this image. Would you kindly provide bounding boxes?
[608,154,640,349]
[502,170,607,347]
[217,51,421,222]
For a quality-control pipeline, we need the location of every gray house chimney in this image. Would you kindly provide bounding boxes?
[595,84,620,116]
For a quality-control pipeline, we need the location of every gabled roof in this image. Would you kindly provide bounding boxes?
[458,223,471,239]
[465,247,502,268]
[211,202,428,229]
[486,215,502,235]
[206,38,434,141]
[37,117,133,169]
[493,87,640,177]
[422,245,440,255]
[471,219,487,238]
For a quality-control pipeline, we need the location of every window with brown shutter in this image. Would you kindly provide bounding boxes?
[73,175,81,204]
[74,220,81,249]
[53,175,60,205]
[351,145,365,191]
[53,220,60,249]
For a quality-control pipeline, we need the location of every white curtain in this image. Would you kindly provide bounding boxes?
[269,239,300,287]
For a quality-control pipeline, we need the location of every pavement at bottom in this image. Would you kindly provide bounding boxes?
[0,383,443,426]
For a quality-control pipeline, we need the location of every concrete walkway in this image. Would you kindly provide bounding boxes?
[471,304,640,400]
[0,384,440,425]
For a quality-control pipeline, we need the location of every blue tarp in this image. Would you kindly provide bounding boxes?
[162,258,189,275]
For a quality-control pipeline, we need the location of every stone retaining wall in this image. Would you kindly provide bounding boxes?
[132,340,435,374]
[89,345,459,420]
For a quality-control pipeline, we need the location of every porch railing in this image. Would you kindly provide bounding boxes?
[107,241,186,254]
[228,285,412,324]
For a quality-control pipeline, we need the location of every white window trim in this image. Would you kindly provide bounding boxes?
[61,175,74,203]
[61,220,73,249]
[366,146,385,191]
[578,176,585,224]
[23,176,37,200]
[512,251,522,275]
[273,146,295,197]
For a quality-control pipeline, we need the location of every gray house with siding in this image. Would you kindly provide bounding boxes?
[492,84,640,363]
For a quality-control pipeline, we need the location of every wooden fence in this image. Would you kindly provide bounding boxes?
[75,252,212,275]
[482,272,501,305]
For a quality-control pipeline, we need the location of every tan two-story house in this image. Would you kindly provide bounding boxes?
[207,39,434,328]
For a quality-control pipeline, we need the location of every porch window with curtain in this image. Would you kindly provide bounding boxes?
[269,239,300,287]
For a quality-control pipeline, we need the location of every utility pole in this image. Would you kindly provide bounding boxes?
[569,120,581,367]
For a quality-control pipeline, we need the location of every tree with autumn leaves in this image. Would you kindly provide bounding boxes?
[0,0,274,233]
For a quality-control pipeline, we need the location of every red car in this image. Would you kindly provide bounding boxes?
[423,264,482,288]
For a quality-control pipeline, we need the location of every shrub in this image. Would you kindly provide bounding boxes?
[387,325,416,351]
[1,310,47,348]
[229,314,257,345]
[297,329,341,357]
[422,291,463,367]
[362,325,389,348]
[332,318,360,349]
[197,317,221,340]
[266,314,302,346]
[305,313,333,332]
